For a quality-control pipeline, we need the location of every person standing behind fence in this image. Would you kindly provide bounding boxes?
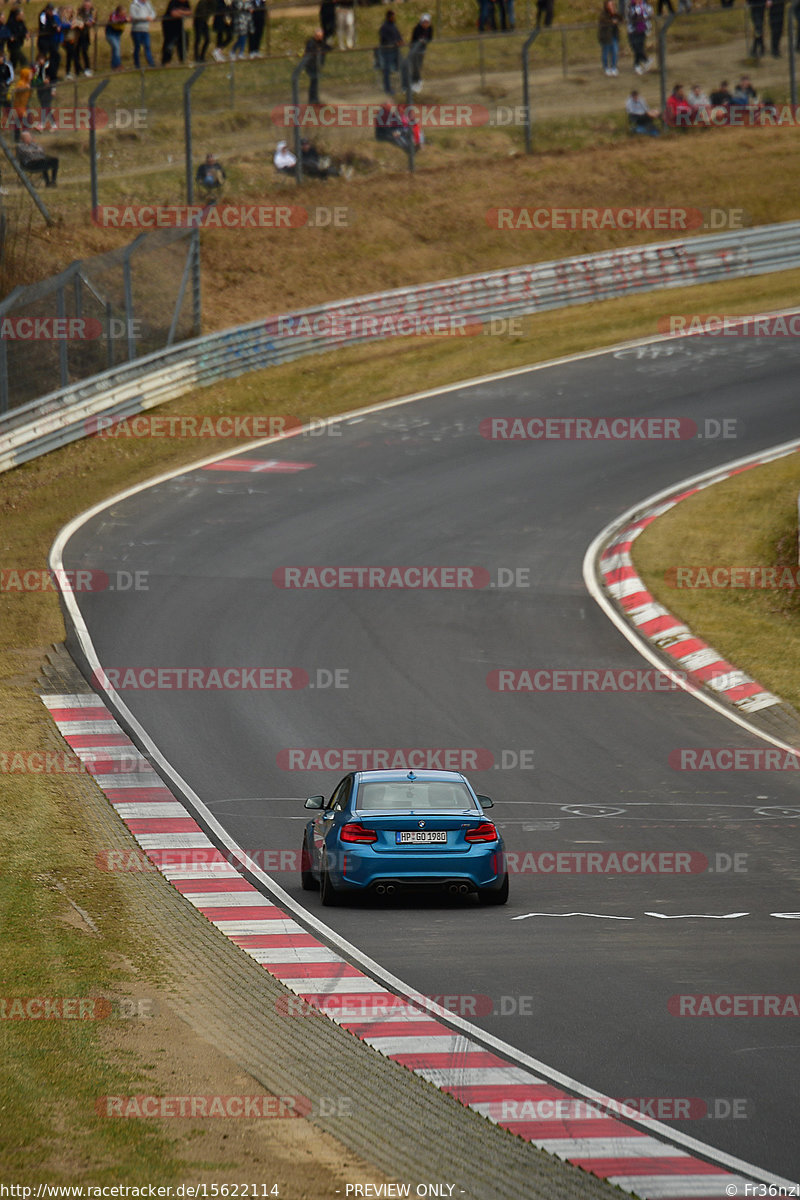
[37,4,59,76]
[405,13,431,92]
[193,0,213,59]
[477,0,495,30]
[75,0,94,74]
[129,0,156,65]
[336,0,354,50]
[11,67,32,141]
[229,0,251,59]
[378,10,402,95]
[626,0,651,72]
[598,0,619,74]
[32,52,56,125]
[161,0,190,63]
[0,51,14,125]
[105,4,128,69]
[6,8,27,70]
[248,0,265,56]
[320,0,336,41]
[768,0,785,55]
[304,28,329,105]
[211,0,232,58]
[747,0,765,55]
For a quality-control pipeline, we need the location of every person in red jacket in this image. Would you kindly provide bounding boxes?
[665,82,693,127]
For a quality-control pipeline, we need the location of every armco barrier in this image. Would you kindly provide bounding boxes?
[3,220,800,473]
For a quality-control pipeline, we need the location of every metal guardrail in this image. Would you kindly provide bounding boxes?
[3,220,800,474]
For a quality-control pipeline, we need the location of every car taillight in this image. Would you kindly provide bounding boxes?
[339,823,378,844]
[465,822,498,843]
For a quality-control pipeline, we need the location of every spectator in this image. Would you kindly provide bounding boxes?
[493,0,508,29]
[747,0,765,56]
[626,86,660,133]
[75,0,94,75]
[303,28,329,105]
[193,0,213,59]
[60,8,81,79]
[374,99,421,151]
[404,12,432,92]
[730,75,754,106]
[598,0,620,75]
[129,0,156,66]
[37,3,59,74]
[299,135,342,178]
[211,0,232,59]
[273,139,296,174]
[0,51,14,119]
[505,0,516,28]
[229,0,251,59]
[626,0,652,73]
[17,128,58,185]
[336,0,355,50]
[477,0,495,31]
[248,0,265,56]
[688,82,710,112]
[6,8,28,70]
[32,52,55,125]
[378,9,402,95]
[709,78,732,106]
[665,81,693,125]
[768,0,785,55]
[319,0,335,41]
[105,4,128,70]
[536,0,554,25]
[10,65,32,140]
[195,150,225,197]
[161,0,190,63]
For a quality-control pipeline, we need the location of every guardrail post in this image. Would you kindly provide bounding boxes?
[123,245,136,362]
[657,13,676,116]
[0,332,8,415]
[89,77,110,215]
[184,65,206,205]
[56,285,69,390]
[521,26,540,153]
[190,226,202,336]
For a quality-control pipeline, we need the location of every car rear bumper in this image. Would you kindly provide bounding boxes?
[332,846,504,891]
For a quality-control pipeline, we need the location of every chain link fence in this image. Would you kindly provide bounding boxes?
[0,225,200,414]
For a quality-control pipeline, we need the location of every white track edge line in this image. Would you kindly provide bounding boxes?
[49,337,800,1189]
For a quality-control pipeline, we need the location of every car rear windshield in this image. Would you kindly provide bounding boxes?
[356,781,477,811]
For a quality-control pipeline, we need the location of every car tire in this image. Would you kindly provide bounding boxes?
[300,833,318,891]
[320,856,341,907]
[478,874,509,905]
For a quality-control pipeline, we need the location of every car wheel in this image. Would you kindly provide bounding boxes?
[478,874,509,905]
[320,856,341,907]
[300,833,318,891]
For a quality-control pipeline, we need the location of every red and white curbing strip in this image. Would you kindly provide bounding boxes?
[43,691,757,1199]
[599,462,789,716]
[201,459,314,473]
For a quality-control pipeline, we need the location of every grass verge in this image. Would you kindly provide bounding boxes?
[634,449,800,717]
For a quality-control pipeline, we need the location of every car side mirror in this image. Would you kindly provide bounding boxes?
[476,794,493,809]
[304,795,325,809]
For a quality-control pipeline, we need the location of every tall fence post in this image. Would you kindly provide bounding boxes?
[403,45,419,174]
[657,13,676,116]
[291,55,310,184]
[184,65,206,205]
[190,226,202,337]
[521,26,540,153]
[123,245,137,362]
[89,77,110,215]
[56,285,69,390]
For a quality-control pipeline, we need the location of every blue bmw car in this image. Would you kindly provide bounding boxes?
[300,768,508,906]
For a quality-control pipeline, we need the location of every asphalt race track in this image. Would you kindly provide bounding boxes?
[61,334,800,1181]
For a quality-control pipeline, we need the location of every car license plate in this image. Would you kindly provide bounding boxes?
[395,831,447,844]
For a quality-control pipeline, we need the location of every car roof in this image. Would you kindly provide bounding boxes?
[354,769,469,784]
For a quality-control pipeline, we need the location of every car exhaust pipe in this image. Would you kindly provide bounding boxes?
[375,884,386,895]
[459,883,470,895]
[448,884,460,895]
[385,884,396,895]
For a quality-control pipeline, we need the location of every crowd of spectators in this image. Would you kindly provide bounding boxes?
[627,71,774,133]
